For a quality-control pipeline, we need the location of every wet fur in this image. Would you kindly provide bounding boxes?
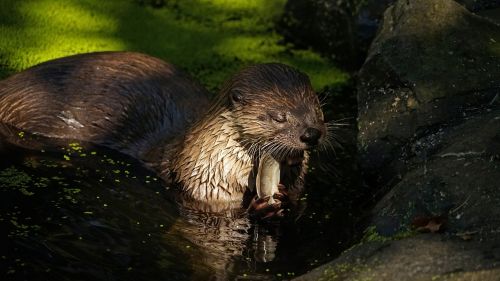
[0,52,326,206]
[0,52,209,160]
[172,64,326,203]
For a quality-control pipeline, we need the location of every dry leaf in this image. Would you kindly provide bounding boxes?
[411,215,446,233]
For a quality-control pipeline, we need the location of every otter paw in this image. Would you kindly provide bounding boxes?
[248,195,286,219]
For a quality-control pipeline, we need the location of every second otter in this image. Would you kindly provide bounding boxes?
[0,52,327,213]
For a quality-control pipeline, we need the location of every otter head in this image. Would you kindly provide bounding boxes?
[220,63,326,162]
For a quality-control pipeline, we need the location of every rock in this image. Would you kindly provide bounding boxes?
[372,109,500,237]
[278,0,393,69]
[357,0,500,248]
[477,8,500,25]
[278,0,500,70]
[295,0,500,280]
[357,0,500,185]
[294,234,500,281]
[459,0,500,11]
[292,132,500,276]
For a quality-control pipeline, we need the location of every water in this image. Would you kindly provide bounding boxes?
[0,124,363,281]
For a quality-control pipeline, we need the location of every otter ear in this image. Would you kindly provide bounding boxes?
[230,90,246,106]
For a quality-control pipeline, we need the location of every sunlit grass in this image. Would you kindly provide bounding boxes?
[0,0,348,92]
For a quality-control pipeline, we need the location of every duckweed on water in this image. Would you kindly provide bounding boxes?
[68,142,84,152]
[0,0,348,91]
[9,218,41,238]
[0,167,33,196]
[62,188,81,204]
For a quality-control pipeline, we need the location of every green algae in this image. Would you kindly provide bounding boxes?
[0,0,348,91]
[0,167,33,196]
[362,226,417,243]
[9,218,41,238]
[319,263,373,281]
[361,226,389,243]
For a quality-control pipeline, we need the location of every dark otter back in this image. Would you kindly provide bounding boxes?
[0,52,210,159]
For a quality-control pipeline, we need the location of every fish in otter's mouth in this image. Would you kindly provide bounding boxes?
[254,124,326,202]
[255,150,306,204]
[255,153,281,204]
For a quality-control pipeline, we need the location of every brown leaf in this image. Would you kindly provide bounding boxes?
[411,215,446,233]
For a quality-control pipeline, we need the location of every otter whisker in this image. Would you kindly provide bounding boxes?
[326,131,343,149]
[331,116,355,122]
[277,143,289,158]
[321,138,337,156]
[326,121,351,128]
[266,142,281,158]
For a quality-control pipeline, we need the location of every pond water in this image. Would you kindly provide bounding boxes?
[0,122,364,281]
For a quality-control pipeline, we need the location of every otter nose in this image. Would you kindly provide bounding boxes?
[300,127,322,146]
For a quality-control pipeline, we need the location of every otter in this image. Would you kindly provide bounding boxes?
[0,51,327,215]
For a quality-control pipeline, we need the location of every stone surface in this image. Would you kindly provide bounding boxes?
[460,0,500,11]
[477,8,500,25]
[278,0,393,69]
[295,0,500,280]
[294,234,500,281]
[357,0,500,185]
[278,0,500,70]
[372,109,500,236]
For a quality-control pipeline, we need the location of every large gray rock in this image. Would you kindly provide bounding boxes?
[295,0,500,280]
[357,0,500,255]
[295,110,500,281]
[294,234,500,281]
[357,0,500,184]
[460,0,500,11]
[372,108,500,236]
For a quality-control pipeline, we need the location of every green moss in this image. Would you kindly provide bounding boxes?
[489,38,500,57]
[361,226,390,243]
[319,263,372,281]
[0,0,348,92]
[361,226,416,243]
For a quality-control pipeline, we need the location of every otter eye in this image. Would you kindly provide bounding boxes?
[269,112,287,123]
[231,90,244,104]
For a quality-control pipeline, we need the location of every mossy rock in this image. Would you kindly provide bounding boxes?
[357,0,500,182]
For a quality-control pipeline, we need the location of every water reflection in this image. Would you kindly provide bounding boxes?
[170,197,283,281]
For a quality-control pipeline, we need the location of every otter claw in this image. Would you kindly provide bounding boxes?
[273,192,287,201]
[248,188,289,219]
[250,196,273,210]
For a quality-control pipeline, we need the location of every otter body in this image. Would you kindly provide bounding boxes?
[0,52,210,160]
[0,52,327,208]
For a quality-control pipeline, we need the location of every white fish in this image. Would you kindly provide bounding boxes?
[255,153,280,204]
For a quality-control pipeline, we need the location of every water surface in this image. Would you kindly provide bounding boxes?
[0,124,363,281]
